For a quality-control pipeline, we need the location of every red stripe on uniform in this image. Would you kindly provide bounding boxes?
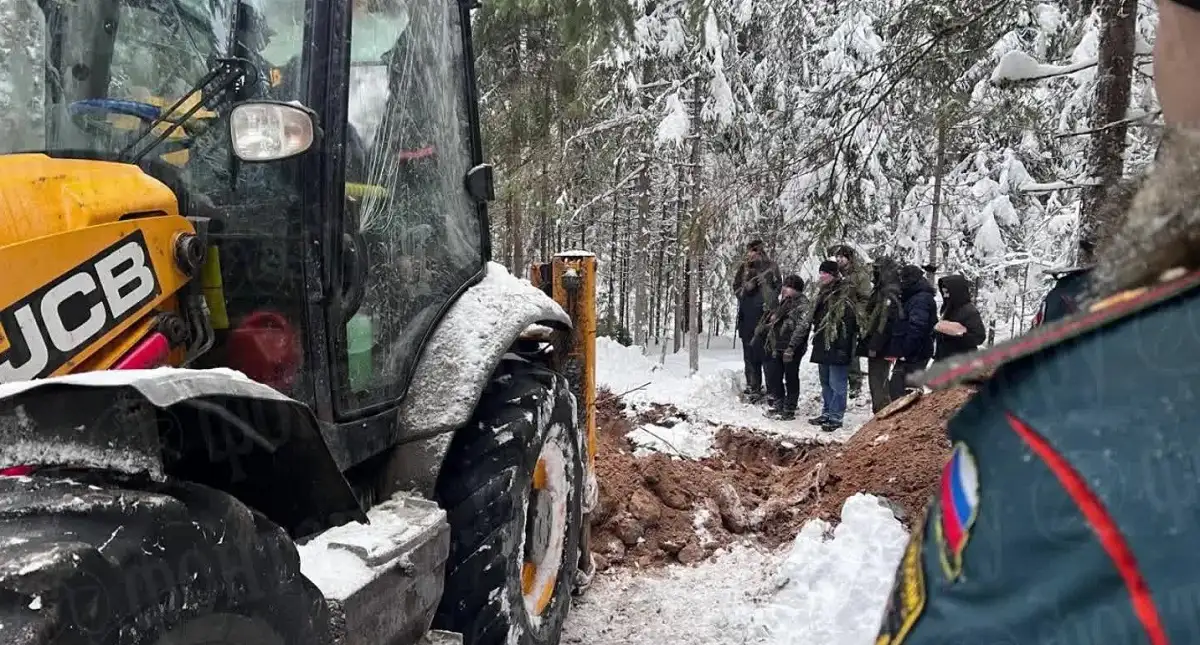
[1006,413,1169,645]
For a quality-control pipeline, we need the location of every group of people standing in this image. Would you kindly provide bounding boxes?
[733,240,987,431]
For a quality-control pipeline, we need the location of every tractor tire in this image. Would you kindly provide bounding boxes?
[433,359,584,645]
[0,474,330,645]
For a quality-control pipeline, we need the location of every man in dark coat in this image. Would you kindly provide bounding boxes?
[754,275,811,420]
[809,261,857,432]
[732,240,782,401]
[874,2,1200,641]
[887,264,937,400]
[831,244,871,398]
[932,274,986,361]
[857,256,903,413]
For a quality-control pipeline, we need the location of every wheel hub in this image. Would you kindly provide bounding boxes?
[520,430,569,620]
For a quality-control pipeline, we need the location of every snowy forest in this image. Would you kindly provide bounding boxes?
[474,0,1159,351]
[0,0,1159,352]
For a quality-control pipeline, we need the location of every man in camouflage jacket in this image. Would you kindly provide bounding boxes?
[753,274,811,420]
[875,1,1200,641]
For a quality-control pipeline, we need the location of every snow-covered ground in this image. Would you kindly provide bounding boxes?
[596,336,873,443]
[564,494,908,645]
[567,336,909,645]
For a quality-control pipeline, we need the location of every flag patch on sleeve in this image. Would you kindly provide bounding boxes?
[937,441,980,581]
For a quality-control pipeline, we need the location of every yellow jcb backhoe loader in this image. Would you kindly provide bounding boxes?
[0,0,598,644]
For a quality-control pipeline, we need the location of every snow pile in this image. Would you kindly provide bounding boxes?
[750,493,909,645]
[564,494,909,645]
[596,337,871,439]
[627,420,715,459]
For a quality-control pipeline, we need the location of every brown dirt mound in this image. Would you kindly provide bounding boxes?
[591,387,975,570]
[806,388,974,525]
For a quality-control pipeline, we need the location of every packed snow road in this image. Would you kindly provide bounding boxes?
[566,339,908,645]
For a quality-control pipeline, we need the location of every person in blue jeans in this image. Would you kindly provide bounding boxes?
[808,260,858,431]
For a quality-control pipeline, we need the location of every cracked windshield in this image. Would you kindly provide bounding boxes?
[0,1,1193,645]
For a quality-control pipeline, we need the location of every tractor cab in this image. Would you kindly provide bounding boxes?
[3,0,493,431]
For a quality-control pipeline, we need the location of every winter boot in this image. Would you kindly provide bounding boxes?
[807,414,828,425]
[777,408,796,421]
[821,420,843,432]
[764,395,780,409]
[745,389,765,404]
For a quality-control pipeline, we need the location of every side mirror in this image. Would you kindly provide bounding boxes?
[229,101,319,162]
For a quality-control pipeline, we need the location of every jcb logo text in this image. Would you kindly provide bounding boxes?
[0,231,161,382]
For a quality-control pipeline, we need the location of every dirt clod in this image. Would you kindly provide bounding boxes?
[612,514,644,546]
[712,482,750,534]
[628,489,662,525]
[590,386,974,568]
[676,542,705,564]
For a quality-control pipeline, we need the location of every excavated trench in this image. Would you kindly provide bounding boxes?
[590,387,974,569]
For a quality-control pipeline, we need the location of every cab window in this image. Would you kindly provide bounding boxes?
[333,0,484,414]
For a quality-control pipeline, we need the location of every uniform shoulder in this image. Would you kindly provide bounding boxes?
[917,269,1200,391]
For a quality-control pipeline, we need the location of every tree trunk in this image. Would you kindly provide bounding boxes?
[619,202,629,328]
[687,76,704,374]
[510,195,524,275]
[1079,0,1138,264]
[653,201,669,342]
[698,250,705,336]
[672,161,686,354]
[632,60,655,352]
[927,117,947,282]
[606,161,620,320]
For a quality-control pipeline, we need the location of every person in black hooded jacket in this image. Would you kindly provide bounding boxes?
[933,274,987,361]
[888,264,937,399]
[856,257,903,413]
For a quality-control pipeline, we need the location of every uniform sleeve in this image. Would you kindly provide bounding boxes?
[787,298,812,352]
[732,263,745,294]
[843,298,858,343]
[902,297,932,358]
[857,270,872,301]
[752,311,769,344]
[875,353,1164,645]
[867,299,895,354]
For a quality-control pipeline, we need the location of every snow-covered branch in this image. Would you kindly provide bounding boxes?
[1054,110,1161,139]
[990,50,1153,86]
[1019,179,1103,193]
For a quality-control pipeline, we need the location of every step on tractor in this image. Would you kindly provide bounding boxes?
[0,0,599,644]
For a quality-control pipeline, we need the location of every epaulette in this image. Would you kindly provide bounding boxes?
[917,268,1200,391]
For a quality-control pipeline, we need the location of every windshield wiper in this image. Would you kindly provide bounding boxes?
[120,56,256,163]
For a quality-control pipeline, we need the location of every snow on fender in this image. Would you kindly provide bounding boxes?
[396,261,572,438]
